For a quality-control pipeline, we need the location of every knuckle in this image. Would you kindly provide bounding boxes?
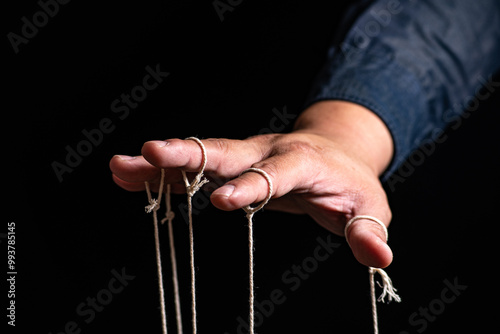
[207,138,231,155]
[286,140,317,154]
[206,138,233,171]
[273,135,324,159]
[251,160,279,182]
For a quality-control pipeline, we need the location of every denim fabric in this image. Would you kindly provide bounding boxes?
[304,0,500,181]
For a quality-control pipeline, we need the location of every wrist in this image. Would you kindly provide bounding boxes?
[293,100,394,177]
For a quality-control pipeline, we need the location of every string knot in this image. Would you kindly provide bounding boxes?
[186,174,210,197]
[244,210,255,221]
[161,211,176,225]
[145,199,159,213]
[370,267,401,303]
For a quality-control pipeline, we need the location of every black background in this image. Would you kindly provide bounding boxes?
[5,0,499,333]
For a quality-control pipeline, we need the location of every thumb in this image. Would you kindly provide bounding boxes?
[345,214,393,268]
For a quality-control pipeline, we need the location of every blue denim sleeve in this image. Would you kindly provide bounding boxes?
[305,0,500,182]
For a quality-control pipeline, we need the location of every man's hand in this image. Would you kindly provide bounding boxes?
[109,101,394,268]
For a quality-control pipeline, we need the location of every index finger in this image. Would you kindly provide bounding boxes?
[140,137,266,176]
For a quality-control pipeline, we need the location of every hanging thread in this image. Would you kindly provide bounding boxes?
[241,167,273,334]
[182,137,209,334]
[140,139,400,334]
[344,215,401,334]
[160,184,183,334]
[145,169,168,334]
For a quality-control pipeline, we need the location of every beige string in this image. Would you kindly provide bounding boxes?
[145,169,168,334]
[241,168,273,334]
[141,142,398,334]
[182,137,209,334]
[161,184,183,334]
[344,215,401,334]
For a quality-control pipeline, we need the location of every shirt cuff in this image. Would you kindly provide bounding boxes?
[303,49,428,182]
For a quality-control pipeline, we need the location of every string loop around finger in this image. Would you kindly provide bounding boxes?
[240,168,273,215]
[344,215,389,246]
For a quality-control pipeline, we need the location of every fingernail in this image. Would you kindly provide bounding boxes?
[212,184,235,198]
[115,155,137,161]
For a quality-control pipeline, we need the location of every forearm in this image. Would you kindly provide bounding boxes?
[293,100,393,178]
[304,0,500,180]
